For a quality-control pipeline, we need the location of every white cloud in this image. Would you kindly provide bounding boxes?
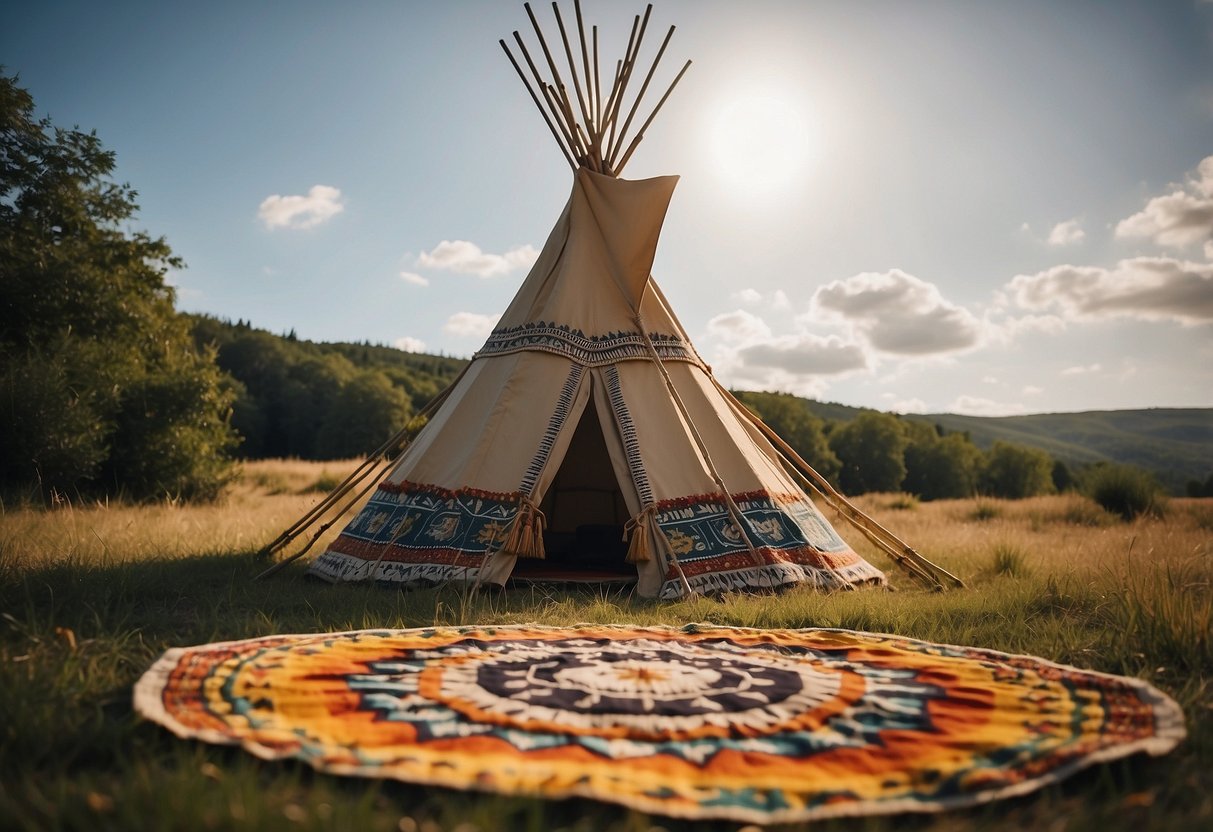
[991,312,1068,341]
[1007,257,1213,325]
[889,397,928,414]
[981,375,999,385]
[1205,240,1213,261]
[727,288,790,310]
[706,309,771,344]
[948,395,1028,417]
[1115,155,1213,249]
[1061,363,1101,376]
[417,240,539,278]
[702,309,864,399]
[811,270,984,355]
[393,336,426,353]
[736,334,868,376]
[1022,385,1044,395]
[258,185,344,230]
[1048,219,1085,246]
[443,311,500,338]
[399,271,429,287]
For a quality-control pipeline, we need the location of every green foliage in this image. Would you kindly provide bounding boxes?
[1186,472,1213,498]
[1086,463,1166,521]
[0,73,236,501]
[1050,459,1076,493]
[828,411,909,494]
[732,390,841,483]
[903,431,983,500]
[187,317,456,459]
[316,371,412,458]
[979,441,1055,499]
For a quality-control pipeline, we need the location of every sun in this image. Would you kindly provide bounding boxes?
[708,92,816,196]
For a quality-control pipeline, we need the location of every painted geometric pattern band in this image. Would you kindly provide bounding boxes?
[603,365,653,507]
[519,364,584,497]
[308,482,521,583]
[476,321,701,367]
[134,624,1186,824]
[310,484,869,591]
[652,491,880,599]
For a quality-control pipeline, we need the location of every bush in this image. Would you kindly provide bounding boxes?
[991,543,1030,578]
[885,494,919,511]
[829,412,909,495]
[1086,464,1165,521]
[1057,495,1116,527]
[980,441,1055,499]
[968,500,1002,522]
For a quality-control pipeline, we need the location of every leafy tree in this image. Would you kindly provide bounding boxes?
[828,412,909,494]
[732,391,841,484]
[316,371,413,458]
[904,431,982,500]
[0,73,236,500]
[1086,463,1164,520]
[1051,459,1077,493]
[979,441,1055,499]
[1186,473,1213,498]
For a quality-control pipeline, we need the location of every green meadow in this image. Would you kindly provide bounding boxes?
[1,459,1210,831]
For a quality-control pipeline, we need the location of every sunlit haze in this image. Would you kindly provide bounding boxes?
[4,0,1211,416]
[708,89,817,197]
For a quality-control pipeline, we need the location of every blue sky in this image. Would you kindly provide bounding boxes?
[5,0,1213,415]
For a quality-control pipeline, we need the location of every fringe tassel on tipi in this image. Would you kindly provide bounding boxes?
[500,496,547,560]
[623,506,659,564]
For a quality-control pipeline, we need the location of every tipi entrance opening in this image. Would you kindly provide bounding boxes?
[513,402,634,582]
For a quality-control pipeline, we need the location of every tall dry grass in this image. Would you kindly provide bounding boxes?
[0,464,1210,831]
[0,459,362,570]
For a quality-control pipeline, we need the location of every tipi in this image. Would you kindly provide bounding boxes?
[261,2,960,598]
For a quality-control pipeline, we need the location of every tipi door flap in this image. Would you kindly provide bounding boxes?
[588,368,663,596]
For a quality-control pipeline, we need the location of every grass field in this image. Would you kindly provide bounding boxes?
[1,459,1210,831]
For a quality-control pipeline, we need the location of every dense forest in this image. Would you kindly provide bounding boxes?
[187,316,464,461]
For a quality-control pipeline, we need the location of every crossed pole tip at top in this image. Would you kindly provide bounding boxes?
[499,1,691,177]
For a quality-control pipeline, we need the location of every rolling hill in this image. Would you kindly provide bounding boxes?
[798,400,1212,494]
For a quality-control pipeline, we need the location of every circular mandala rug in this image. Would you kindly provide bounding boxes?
[134,624,1185,823]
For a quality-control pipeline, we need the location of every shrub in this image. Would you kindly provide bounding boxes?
[991,543,1030,578]
[979,441,1055,499]
[1086,464,1165,521]
[885,494,919,510]
[1057,495,1116,527]
[968,500,1002,522]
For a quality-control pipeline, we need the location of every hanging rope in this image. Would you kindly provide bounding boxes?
[632,311,764,570]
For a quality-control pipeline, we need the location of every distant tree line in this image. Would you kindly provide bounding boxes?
[733,391,1074,500]
[187,317,465,460]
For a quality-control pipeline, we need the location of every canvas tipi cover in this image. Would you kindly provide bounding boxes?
[307,168,886,598]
